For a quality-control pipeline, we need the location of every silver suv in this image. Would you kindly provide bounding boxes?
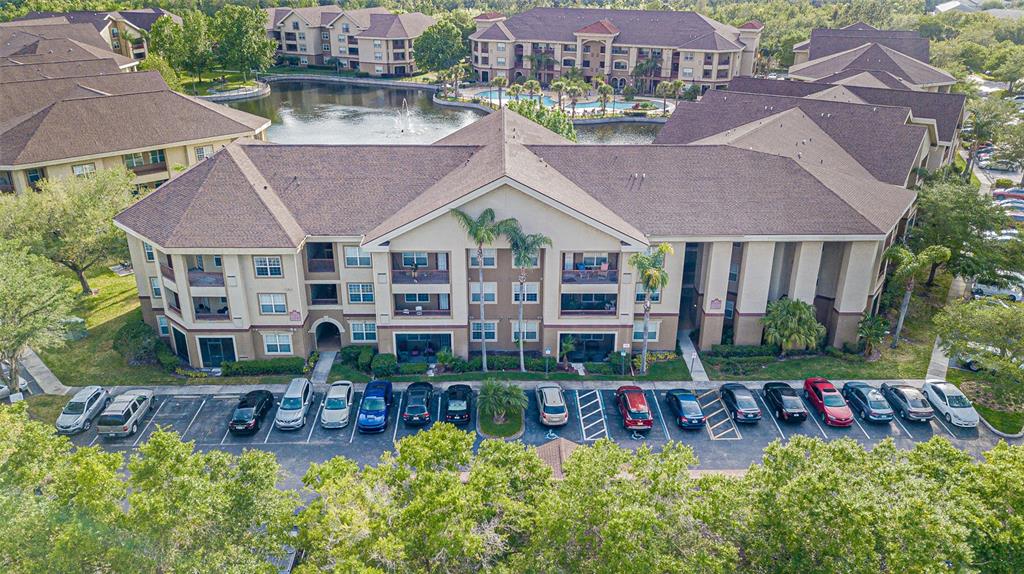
[96,389,154,438]
[55,386,109,434]
[275,378,314,430]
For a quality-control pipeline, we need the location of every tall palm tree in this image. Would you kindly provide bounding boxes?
[885,244,951,348]
[450,208,518,372]
[448,63,467,98]
[654,81,676,116]
[550,79,567,111]
[506,226,552,372]
[489,76,508,107]
[631,58,657,93]
[670,79,685,110]
[565,82,584,118]
[506,83,524,103]
[524,79,541,103]
[597,80,614,117]
[857,314,889,358]
[629,243,673,374]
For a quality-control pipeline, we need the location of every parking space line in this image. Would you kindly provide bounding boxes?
[756,393,785,440]
[705,408,724,418]
[306,400,324,444]
[891,415,915,440]
[574,391,587,439]
[436,394,441,422]
[596,390,612,442]
[133,399,167,447]
[697,390,716,401]
[851,416,872,440]
[801,398,829,439]
[708,418,731,431]
[219,427,230,445]
[182,399,206,438]
[650,391,670,439]
[264,422,275,444]
[579,398,599,410]
[88,434,99,447]
[582,418,603,430]
[391,392,403,443]
[932,414,956,438]
[348,414,358,443]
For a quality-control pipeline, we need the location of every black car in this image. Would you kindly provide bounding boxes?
[403,382,434,426]
[665,389,706,429]
[762,382,807,422]
[443,384,472,425]
[842,381,894,422]
[720,383,762,423]
[228,390,274,434]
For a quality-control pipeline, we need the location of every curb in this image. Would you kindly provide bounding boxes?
[476,407,525,441]
[979,416,1024,439]
[261,73,437,92]
[195,82,270,103]
[431,94,493,114]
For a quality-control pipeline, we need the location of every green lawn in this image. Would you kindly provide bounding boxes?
[25,394,68,426]
[703,275,950,381]
[478,408,523,438]
[946,369,1024,435]
[953,152,982,189]
[180,70,256,96]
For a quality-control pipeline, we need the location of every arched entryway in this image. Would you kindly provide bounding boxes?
[313,320,342,352]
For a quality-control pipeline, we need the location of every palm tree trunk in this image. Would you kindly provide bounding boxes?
[964,142,977,180]
[891,284,913,348]
[641,300,651,374]
[518,269,526,372]
[478,245,488,372]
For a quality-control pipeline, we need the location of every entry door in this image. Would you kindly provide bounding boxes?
[172,328,189,363]
[199,337,236,368]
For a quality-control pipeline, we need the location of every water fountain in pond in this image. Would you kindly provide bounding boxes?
[393,97,418,135]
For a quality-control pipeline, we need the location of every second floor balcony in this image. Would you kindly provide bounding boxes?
[391,252,449,284]
[305,242,336,274]
[560,293,617,316]
[394,293,451,317]
[309,284,339,306]
[193,296,229,321]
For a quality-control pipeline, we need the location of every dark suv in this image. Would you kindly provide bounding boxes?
[228,390,274,434]
[402,382,433,426]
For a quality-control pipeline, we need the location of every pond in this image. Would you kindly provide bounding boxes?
[227,81,661,145]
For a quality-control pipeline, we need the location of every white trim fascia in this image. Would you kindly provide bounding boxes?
[647,233,886,243]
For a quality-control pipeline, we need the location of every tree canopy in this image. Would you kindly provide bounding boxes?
[415,19,468,73]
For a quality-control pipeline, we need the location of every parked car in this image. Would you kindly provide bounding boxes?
[803,378,853,427]
[995,199,1024,210]
[228,389,274,434]
[992,187,1024,201]
[972,279,1022,301]
[720,383,762,423]
[321,381,353,429]
[979,158,1019,172]
[443,384,472,425]
[615,385,653,431]
[535,383,569,426]
[841,381,894,422]
[922,381,979,428]
[357,380,393,433]
[274,378,314,430]
[880,383,934,422]
[55,385,109,434]
[402,382,433,427]
[96,389,154,438]
[762,382,807,422]
[665,389,706,429]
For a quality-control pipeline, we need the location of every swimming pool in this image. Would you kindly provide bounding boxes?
[474,90,663,112]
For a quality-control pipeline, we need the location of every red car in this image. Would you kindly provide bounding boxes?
[615,385,653,431]
[803,378,853,427]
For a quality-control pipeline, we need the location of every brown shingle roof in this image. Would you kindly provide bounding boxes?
[0,70,167,122]
[575,19,619,35]
[534,437,580,479]
[16,9,180,32]
[804,26,929,62]
[789,43,954,87]
[0,58,120,81]
[0,24,136,68]
[813,69,915,90]
[357,13,434,39]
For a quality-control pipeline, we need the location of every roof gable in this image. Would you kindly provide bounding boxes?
[789,42,955,87]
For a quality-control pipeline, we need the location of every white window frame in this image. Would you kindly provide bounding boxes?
[195,145,214,161]
[263,333,293,355]
[632,320,660,342]
[343,246,371,267]
[72,163,96,177]
[373,39,382,48]
[582,253,609,268]
[347,283,374,303]
[635,285,661,303]
[403,293,430,303]
[682,68,693,78]
[402,252,428,267]
[512,282,539,303]
[471,321,497,341]
[375,65,384,74]
[469,248,497,268]
[258,293,287,315]
[143,242,155,262]
[149,277,162,298]
[496,57,506,66]
[156,315,169,336]
[728,262,739,283]
[724,300,735,320]
[321,31,329,40]
[511,320,539,342]
[497,42,506,52]
[253,256,283,277]
[470,282,497,304]
[350,321,377,342]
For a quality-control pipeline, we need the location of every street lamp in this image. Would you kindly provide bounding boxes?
[544,346,552,378]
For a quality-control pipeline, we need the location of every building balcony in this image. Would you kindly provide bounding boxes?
[560,308,617,316]
[307,258,336,273]
[130,162,167,176]
[194,312,230,321]
[192,296,229,321]
[160,263,175,281]
[0,184,13,193]
[560,294,617,316]
[188,270,224,287]
[311,297,339,306]
[392,269,449,284]
[396,307,450,317]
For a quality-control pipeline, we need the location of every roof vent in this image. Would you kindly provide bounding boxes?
[797,152,802,159]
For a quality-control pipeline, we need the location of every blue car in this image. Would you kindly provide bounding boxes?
[357,380,393,433]
[665,389,706,429]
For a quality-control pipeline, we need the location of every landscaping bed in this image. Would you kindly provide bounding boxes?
[478,407,523,438]
[946,369,1024,435]
[181,70,256,96]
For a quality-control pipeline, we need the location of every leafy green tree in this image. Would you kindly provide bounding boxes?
[964,97,1016,174]
[857,314,889,358]
[885,244,952,348]
[934,298,1024,371]
[505,99,577,141]
[506,82,524,101]
[0,244,72,394]
[444,11,476,49]
[211,4,276,79]
[985,41,1024,93]
[146,14,184,64]
[596,79,614,116]
[524,79,541,102]
[761,298,825,355]
[450,208,517,372]
[996,122,1024,186]
[654,80,678,115]
[631,57,657,92]
[415,19,467,73]
[139,53,183,91]
[478,379,527,425]
[559,335,576,369]
[506,226,551,372]
[629,243,673,374]
[0,167,136,294]
[964,441,1024,573]
[178,10,216,83]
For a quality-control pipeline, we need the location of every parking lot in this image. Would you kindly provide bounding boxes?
[69,382,1012,490]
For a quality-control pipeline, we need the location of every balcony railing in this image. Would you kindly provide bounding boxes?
[395,307,450,317]
[311,297,339,306]
[392,269,449,284]
[160,263,175,281]
[560,308,617,316]
[0,184,13,193]
[561,269,618,283]
[188,270,224,287]
[307,258,336,273]
[130,162,167,176]
[194,312,230,321]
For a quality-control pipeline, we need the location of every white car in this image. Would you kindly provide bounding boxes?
[972,273,1023,301]
[320,380,353,429]
[922,381,980,428]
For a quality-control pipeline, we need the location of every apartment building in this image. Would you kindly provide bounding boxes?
[265,6,433,76]
[114,110,915,369]
[0,22,137,69]
[13,8,181,60]
[469,8,763,92]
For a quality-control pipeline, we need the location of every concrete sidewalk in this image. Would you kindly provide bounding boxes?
[21,348,70,395]
[926,276,968,381]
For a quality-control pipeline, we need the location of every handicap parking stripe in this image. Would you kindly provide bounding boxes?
[576,389,608,441]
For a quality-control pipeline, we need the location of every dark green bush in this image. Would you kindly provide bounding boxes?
[525,357,549,372]
[703,356,774,376]
[993,178,1014,189]
[449,358,470,373]
[399,363,429,375]
[371,353,398,377]
[156,341,179,371]
[706,344,780,358]
[467,357,483,371]
[113,320,158,365]
[221,357,305,376]
[357,347,375,372]
[488,355,519,370]
[340,345,373,365]
[584,361,614,375]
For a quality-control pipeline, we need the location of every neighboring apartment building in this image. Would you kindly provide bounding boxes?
[469,8,763,92]
[0,22,137,69]
[114,110,915,369]
[265,6,433,76]
[13,8,181,60]
[792,23,929,66]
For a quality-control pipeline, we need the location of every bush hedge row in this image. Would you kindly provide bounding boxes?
[221,357,306,377]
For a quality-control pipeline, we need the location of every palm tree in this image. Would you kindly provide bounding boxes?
[489,76,508,107]
[550,79,567,111]
[450,208,518,372]
[524,79,541,103]
[478,379,527,425]
[631,58,657,93]
[597,80,614,117]
[857,314,889,359]
[448,63,467,98]
[528,53,553,81]
[565,82,584,118]
[506,226,552,372]
[559,336,576,369]
[629,243,674,374]
[762,298,826,356]
[670,79,685,110]
[506,83,524,103]
[885,244,952,348]
[654,81,676,116]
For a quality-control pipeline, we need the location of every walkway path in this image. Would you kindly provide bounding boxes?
[677,330,709,383]
[310,351,337,385]
[926,276,968,381]
[22,348,70,395]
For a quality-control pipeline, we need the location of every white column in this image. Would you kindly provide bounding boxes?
[698,241,732,350]
[788,241,823,304]
[829,241,877,346]
[733,241,775,345]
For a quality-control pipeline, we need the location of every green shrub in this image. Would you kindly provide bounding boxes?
[488,355,519,370]
[221,357,305,376]
[468,357,483,371]
[371,353,398,377]
[156,341,179,371]
[399,363,430,375]
[524,357,548,372]
[705,344,780,358]
[993,178,1014,189]
[340,345,373,365]
[703,355,774,376]
[113,320,158,365]
[449,358,470,373]
[357,347,375,372]
[584,361,614,375]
